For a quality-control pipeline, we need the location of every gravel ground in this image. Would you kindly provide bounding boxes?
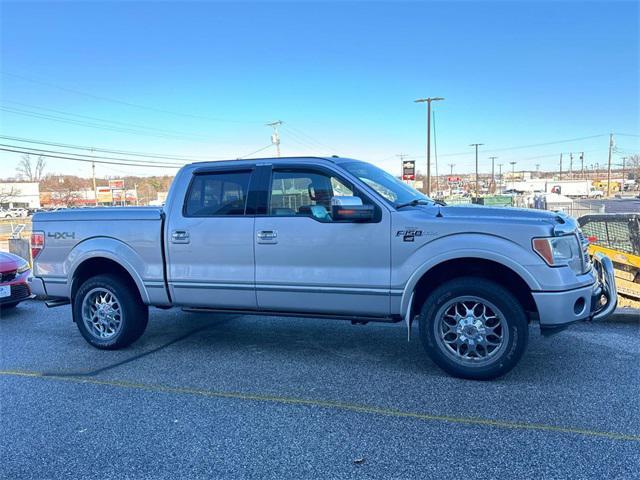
[1,300,639,479]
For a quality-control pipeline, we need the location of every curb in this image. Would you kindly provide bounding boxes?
[609,308,639,323]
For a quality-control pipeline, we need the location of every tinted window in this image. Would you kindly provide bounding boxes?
[185,171,251,216]
[269,169,355,222]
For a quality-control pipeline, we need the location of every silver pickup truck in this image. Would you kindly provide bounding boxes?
[29,156,617,379]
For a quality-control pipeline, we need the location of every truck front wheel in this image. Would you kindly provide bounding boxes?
[418,277,528,380]
[73,274,148,350]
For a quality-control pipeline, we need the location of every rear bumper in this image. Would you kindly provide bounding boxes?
[533,253,617,328]
[27,276,47,297]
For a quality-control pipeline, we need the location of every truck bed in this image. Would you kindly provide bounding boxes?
[31,207,169,305]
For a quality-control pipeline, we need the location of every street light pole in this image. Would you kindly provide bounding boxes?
[469,143,484,199]
[414,97,444,196]
[510,161,517,190]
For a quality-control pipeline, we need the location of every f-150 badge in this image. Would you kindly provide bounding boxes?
[396,229,423,242]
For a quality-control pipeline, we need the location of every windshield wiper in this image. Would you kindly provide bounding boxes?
[395,199,432,209]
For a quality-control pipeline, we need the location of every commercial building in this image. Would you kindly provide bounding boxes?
[0,182,41,209]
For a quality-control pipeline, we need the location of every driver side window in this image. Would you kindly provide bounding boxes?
[269,169,353,222]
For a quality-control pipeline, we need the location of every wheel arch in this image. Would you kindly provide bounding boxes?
[405,257,539,322]
[68,238,150,304]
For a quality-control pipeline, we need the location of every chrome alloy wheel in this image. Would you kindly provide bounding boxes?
[434,296,509,366]
[81,288,123,340]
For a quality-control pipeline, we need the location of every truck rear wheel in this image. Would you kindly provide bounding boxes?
[418,277,528,380]
[73,274,148,350]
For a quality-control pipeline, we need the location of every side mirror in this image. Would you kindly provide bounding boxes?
[331,196,374,222]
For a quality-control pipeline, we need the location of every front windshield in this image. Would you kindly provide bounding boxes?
[341,161,431,207]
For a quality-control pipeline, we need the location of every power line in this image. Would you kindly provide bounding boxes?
[0,135,220,161]
[435,134,608,158]
[4,100,213,139]
[281,125,337,153]
[1,71,263,125]
[0,106,210,142]
[237,144,274,159]
[0,147,183,169]
[0,143,186,167]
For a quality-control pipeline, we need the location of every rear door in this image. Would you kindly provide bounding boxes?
[166,168,257,309]
[254,164,392,316]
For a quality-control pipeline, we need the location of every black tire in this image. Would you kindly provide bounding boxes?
[73,274,148,349]
[418,277,528,380]
[0,302,19,310]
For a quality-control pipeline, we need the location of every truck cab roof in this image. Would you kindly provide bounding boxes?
[185,156,359,170]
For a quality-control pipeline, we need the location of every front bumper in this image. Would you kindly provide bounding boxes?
[532,252,617,328]
[0,281,34,305]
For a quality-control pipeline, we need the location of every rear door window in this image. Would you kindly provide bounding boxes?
[185,171,251,216]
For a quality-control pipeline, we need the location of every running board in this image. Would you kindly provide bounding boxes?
[182,307,401,324]
[45,298,71,308]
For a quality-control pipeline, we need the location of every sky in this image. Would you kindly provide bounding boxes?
[0,0,638,179]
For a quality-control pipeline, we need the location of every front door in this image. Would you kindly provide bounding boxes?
[166,168,256,309]
[254,165,391,316]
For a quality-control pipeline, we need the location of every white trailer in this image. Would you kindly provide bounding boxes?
[546,180,603,198]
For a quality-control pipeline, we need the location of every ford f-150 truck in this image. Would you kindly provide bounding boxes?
[29,157,617,379]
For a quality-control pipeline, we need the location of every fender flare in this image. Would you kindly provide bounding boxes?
[66,236,151,304]
[399,235,542,318]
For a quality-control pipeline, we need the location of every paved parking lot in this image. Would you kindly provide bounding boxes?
[1,300,639,479]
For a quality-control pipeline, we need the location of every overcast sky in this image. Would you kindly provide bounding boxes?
[0,0,638,179]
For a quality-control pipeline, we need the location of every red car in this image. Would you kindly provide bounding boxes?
[0,251,33,310]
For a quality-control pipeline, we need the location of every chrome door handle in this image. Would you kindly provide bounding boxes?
[257,230,277,239]
[171,230,190,244]
[257,230,278,244]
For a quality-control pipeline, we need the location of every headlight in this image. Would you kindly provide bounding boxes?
[16,261,30,274]
[532,235,583,274]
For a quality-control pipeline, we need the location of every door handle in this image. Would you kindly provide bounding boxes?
[257,230,278,244]
[171,230,190,244]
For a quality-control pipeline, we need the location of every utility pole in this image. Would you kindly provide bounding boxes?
[447,163,455,196]
[432,109,440,195]
[498,163,503,191]
[91,147,97,207]
[569,152,573,179]
[621,156,628,192]
[414,97,444,196]
[559,153,563,180]
[266,120,283,157]
[606,133,614,197]
[535,164,540,177]
[469,143,484,199]
[489,156,497,193]
[509,161,517,190]
[580,152,585,179]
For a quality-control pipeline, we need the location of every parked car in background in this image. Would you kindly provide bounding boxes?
[0,208,29,219]
[0,251,33,310]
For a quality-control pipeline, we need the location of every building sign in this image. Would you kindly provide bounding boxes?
[108,179,125,190]
[96,187,113,203]
[447,176,462,184]
[112,189,138,202]
[402,161,416,181]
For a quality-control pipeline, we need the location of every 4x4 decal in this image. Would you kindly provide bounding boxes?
[47,232,76,240]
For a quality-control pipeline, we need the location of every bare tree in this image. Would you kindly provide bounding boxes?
[16,154,46,182]
[0,185,21,208]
